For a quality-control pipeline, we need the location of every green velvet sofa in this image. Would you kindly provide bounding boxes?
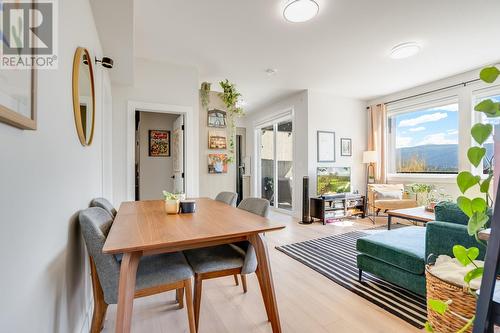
[356,202,488,296]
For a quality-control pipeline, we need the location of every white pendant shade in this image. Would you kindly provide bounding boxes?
[283,0,319,23]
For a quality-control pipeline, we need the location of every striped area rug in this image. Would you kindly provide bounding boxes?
[275,228,427,328]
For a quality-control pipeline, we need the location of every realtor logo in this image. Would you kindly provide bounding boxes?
[1,0,58,69]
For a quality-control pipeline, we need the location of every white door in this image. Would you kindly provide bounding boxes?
[172,115,184,193]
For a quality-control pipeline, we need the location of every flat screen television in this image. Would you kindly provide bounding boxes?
[317,167,351,196]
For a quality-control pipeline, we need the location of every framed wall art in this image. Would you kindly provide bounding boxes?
[208,130,227,149]
[208,153,228,174]
[0,2,37,130]
[207,109,227,128]
[0,65,37,130]
[340,138,352,156]
[317,131,335,162]
[149,130,170,157]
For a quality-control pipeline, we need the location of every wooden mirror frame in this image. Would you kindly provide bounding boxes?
[72,47,96,146]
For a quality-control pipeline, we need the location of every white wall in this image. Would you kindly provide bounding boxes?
[0,0,112,332]
[138,112,178,200]
[367,67,500,199]
[112,59,199,205]
[307,91,367,197]
[199,91,237,199]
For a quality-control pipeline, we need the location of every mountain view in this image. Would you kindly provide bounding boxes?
[396,143,493,173]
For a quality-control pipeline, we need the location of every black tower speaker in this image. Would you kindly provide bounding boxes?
[300,176,313,224]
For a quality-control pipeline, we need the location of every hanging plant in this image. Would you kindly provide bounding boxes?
[219,79,245,163]
[200,82,211,109]
[425,65,500,332]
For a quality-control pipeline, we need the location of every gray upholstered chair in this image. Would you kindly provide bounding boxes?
[184,197,270,331]
[90,198,117,217]
[79,207,195,333]
[215,191,238,207]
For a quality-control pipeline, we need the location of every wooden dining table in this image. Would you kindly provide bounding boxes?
[103,198,286,333]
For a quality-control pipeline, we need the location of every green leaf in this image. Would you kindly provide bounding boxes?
[468,211,489,236]
[453,246,480,266]
[474,99,500,116]
[428,299,448,315]
[467,247,480,262]
[471,123,493,145]
[471,197,487,214]
[480,175,493,193]
[457,197,486,219]
[464,267,484,284]
[453,245,470,266]
[457,172,480,194]
[424,322,434,332]
[467,147,486,167]
[457,196,473,217]
[480,66,500,83]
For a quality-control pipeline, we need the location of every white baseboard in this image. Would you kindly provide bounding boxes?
[78,300,94,333]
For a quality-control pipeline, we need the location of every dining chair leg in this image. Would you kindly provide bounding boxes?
[249,233,282,333]
[90,258,108,333]
[233,274,239,286]
[176,288,184,309]
[241,274,248,293]
[184,279,196,333]
[193,274,203,332]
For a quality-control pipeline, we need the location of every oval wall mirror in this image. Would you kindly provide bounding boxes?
[72,47,95,146]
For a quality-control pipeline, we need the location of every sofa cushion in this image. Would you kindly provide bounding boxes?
[374,190,403,200]
[373,198,417,210]
[356,226,426,275]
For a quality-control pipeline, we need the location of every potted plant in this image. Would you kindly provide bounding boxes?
[219,79,245,163]
[425,66,500,332]
[163,191,180,214]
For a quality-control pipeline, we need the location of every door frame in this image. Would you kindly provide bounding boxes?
[127,101,193,201]
[254,108,295,215]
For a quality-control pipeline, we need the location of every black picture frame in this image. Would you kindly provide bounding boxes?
[340,138,352,156]
[317,131,335,162]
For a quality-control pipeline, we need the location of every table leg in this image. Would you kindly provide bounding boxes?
[388,215,392,230]
[249,233,282,333]
[115,251,141,333]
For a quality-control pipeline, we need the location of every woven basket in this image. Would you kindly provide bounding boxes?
[425,265,477,333]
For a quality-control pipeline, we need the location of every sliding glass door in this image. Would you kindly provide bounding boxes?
[259,119,293,211]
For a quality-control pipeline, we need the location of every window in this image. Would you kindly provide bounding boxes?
[388,101,459,174]
[475,94,500,174]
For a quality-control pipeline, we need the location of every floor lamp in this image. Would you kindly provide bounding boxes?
[363,150,378,223]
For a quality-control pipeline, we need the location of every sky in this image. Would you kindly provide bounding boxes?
[394,103,459,148]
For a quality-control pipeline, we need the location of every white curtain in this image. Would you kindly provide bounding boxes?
[368,104,387,183]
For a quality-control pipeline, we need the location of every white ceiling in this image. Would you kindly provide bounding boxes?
[135,0,500,111]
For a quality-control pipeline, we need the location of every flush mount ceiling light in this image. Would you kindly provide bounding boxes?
[390,42,421,59]
[283,0,319,23]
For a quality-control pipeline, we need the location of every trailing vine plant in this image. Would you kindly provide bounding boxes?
[200,82,211,109]
[425,66,500,332]
[219,79,245,163]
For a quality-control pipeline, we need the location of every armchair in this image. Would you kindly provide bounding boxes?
[367,184,417,215]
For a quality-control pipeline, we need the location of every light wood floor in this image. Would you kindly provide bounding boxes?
[102,212,423,333]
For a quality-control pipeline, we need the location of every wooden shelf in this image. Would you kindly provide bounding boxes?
[310,195,366,225]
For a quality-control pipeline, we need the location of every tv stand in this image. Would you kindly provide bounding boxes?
[310,195,366,225]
